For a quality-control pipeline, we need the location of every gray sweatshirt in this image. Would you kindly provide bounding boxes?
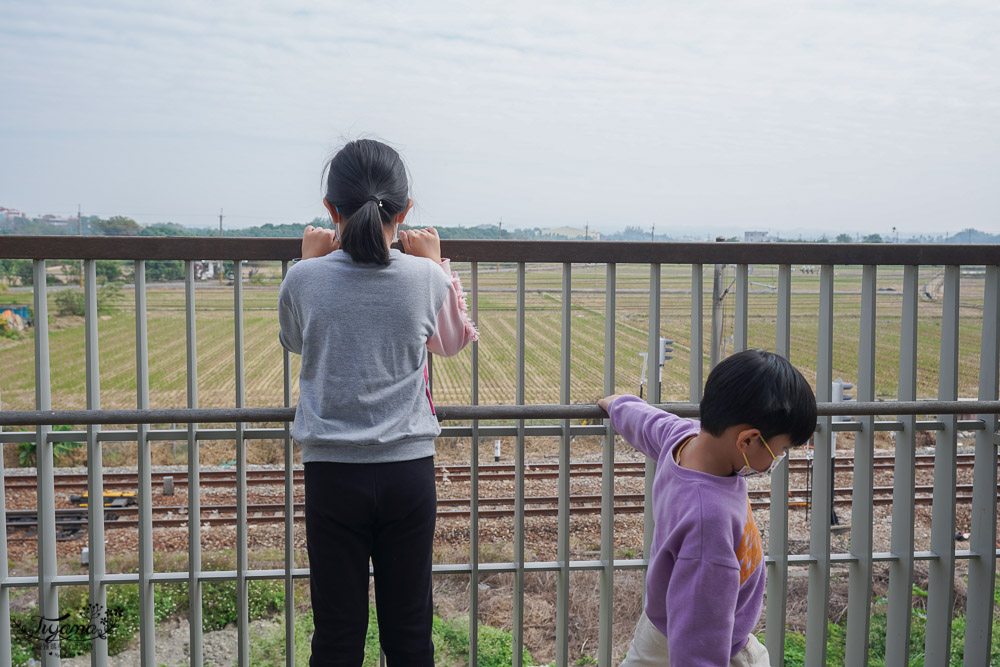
[278,249,475,463]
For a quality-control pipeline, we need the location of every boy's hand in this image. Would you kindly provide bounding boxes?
[399,227,442,264]
[598,394,627,413]
[302,225,339,259]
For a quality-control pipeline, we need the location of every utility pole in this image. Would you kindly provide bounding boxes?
[496,217,502,273]
[218,208,224,285]
[651,225,655,242]
[584,222,588,240]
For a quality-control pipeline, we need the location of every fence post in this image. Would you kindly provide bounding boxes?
[885,265,919,664]
[962,264,999,666]
[924,265,960,664]
[845,265,876,664]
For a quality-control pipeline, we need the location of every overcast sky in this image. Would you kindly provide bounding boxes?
[1,1,997,238]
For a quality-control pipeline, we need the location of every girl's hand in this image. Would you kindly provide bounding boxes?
[399,227,442,264]
[302,225,339,260]
[598,394,627,413]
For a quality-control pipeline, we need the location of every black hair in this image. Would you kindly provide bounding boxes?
[324,139,409,265]
[699,349,817,447]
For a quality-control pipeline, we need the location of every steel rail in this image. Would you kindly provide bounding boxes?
[9,489,996,534]
[2,453,991,491]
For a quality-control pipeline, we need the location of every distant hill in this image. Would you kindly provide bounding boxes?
[942,229,1000,244]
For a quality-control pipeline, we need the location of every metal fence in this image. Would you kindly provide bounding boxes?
[1,237,998,667]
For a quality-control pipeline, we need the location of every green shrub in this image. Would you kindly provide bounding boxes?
[200,579,285,632]
[18,425,84,467]
[54,288,85,316]
[53,282,123,316]
[476,622,534,667]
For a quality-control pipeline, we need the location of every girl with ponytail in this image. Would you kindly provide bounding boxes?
[278,138,478,665]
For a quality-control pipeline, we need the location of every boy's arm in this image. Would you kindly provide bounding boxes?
[665,557,741,666]
[602,394,695,459]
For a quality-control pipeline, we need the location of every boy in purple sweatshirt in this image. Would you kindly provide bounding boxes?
[599,349,816,666]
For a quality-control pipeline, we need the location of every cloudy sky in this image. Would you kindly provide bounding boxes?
[1,1,997,238]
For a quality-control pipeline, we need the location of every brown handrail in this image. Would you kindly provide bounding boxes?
[2,235,999,264]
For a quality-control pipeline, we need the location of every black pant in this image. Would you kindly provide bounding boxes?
[305,457,437,666]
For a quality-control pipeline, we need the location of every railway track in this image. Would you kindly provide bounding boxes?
[7,484,997,539]
[1,453,987,491]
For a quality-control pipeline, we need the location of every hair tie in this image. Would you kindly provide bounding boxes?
[366,196,383,208]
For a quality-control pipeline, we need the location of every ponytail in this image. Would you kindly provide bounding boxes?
[324,139,410,266]
[341,199,391,265]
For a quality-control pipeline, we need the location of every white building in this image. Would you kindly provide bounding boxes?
[744,231,771,243]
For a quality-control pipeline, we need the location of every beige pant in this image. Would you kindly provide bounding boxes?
[620,611,770,666]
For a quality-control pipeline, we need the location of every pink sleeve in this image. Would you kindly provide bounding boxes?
[427,259,479,357]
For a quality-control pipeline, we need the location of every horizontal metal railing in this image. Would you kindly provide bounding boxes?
[1,236,998,667]
[3,401,1000,425]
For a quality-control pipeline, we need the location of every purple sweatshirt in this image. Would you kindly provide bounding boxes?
[609,395,766,666]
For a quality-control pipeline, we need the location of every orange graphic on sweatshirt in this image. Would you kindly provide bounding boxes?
[736,500,763,584]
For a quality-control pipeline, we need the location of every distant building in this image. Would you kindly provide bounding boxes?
[39,214,76,228]
[545,226,599,240]
[0,206,27,221]
[744,231,771,243]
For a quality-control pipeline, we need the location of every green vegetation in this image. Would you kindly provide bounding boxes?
[251,607,535,667]
[53,282,124,316]
[772,606,1000,666]
[8,579,286,664]
[17,424,84,466]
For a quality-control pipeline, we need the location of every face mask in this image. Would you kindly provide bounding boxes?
[736,434,785,478]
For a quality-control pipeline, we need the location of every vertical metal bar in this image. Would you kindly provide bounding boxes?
[963,264,999,666]
[234,260,249,666]
[689,264,703,402]
[598,262,616,667]
[885,265,918,665]
[32,260,59,666]
[85,259,108,666]
[135,260,154,666]
[924,265,960,664]
[804,264,833,666]
[184,260,204,667]
[845,265,876,664]
[0,341,11,667]
[734,263,748,352]
[555,263,571,665]
[644,264,660,588]
[765,264,791,667]
[281,260,295,667]
[710,263,724,369]
[775,265,791,358]
[513,262,526,667]
[469,262,480,664]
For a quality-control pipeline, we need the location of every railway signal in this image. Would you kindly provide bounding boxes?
[829,378,854,526]
[638,337,673,398]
